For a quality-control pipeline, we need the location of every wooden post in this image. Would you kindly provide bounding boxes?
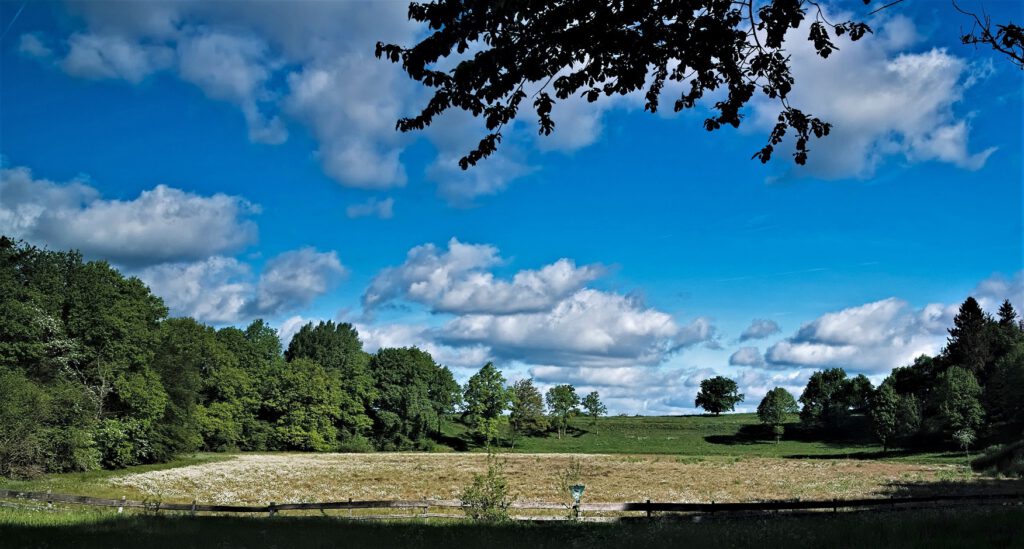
[46,490,52,509]
[349,497,353,518]
[646,499,651,519]
[190,500,197,517]
[269,502,277,517]
[118,496,125,514]
[833,498,837,513]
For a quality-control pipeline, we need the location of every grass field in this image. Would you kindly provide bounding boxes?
[2,506,1022,548]
[440,413,961,463]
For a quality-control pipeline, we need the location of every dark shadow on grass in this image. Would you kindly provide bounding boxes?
[881,477,1024,498]
[432,431,470,452]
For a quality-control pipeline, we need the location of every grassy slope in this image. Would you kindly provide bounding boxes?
[1,506,1021,548]
[440,413,961,464]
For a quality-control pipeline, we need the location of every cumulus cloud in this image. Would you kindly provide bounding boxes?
[18,33,52,58]
[61,33,174,83]
[739,318,781,341]
[363,238,603,315]
[346,197,394,220]
[729,346,765,367]
[752,14,996,179]
[0,165,258,267]
[138,247,345,324]
[972,271,1024,313]
[440,289,709,367]
[765,297,952,373]
[356,322,491,371]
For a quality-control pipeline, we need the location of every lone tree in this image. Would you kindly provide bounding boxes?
[545,384,580,439]
[695,376,744,416]
[756,387,798,443]
[508,378,548,448]
[581,391,607,435]
[463,363,510,446]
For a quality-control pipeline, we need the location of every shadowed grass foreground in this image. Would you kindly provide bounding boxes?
[1,506,1022,549]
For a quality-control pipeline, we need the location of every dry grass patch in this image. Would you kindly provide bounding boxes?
[109,453,973,505]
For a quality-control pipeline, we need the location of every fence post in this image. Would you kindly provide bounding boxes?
[269,502,277,517]
[711,500,715,515]
[190,499,197,517]
[646,499,651,520]
[118,496,125,514]
[46,490,52,509]
[833,498,837,513]
[349,497,353,518]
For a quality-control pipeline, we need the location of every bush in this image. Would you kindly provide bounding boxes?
[94,419,154,469]
[460,452,514,522]
[972,440,1024,477]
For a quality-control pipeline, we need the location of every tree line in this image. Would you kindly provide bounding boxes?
[694,296,1024,452]
[0,238,606,478]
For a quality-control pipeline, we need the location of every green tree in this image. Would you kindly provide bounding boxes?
[580,391,607,435]
[870,382,900,452]
[756,387,798,443]
[545,384,580,439]
[989,341,1024,432]
[695,376,744,416]
[263,358,343,451]
[463,363,510,446]
[369,347,440,450]
[930,366,984,441]
[285,321,374,442]
[799,368,853,430]
[508,379,548,448]
[429,365,463,433]
[894,394,923,441]
[845,374,874,413]
[944,297,996,380]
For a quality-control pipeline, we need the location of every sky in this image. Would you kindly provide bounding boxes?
[1,0,1021,415]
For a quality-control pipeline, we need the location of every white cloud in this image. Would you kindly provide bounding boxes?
[346,197,394,220]
[138,247,345,324]
[277,315,309,349]
[253,248,346,316]
[752,14,996,178]
[739,318,781,341]
[18,33,52,58]
[972,271,1024,313]
[729,346,765,367]
[765,297,950,373]
[356,322,491,371]
[364,238,603,315]
[61,33,174,83]
[177,30,286,144]
[441,288,707,367]
[0,165,258,267]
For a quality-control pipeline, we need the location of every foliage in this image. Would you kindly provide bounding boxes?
[555,456,584,509]
[459,452,513,522]
[869,382,899,452]
[508,379,548,448]
[580,391,607,435]
[944,296,995,380]
[799,368,858,430]
[545,384,580,439]
[263,358,343,451]
[756,387,798,443]
[930,367,984,438]
[463,363,510,446]
[375,0,879,170]
[368,347,443,450]
[695,376,744,416]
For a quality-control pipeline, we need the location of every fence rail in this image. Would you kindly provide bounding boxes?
[1,489,1020,520]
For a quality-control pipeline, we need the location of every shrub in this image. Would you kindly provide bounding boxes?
[94,418,153,469]
[460,452,513,522]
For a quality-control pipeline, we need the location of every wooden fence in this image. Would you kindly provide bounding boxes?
[1,489,1020,521]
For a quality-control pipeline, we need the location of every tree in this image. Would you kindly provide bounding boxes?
[545,384,580,439]
[954,1,1024,69]
[695,376,744,416]
[989,341,1024,432]
[376,1,880,171]
[508,379,548,448]
[263,358,343,451]
[756,387,798,443]
[870,382,900,452]
[581,391,607,435]
[429,365,463,433]
[799,368,852,430]
[285,321,374,442]
[894,393,923,442]
[930,366,984,441]
[944,297,995,380]
[368,347,441,450]
[845,374,874,413]
[463,363,510,446]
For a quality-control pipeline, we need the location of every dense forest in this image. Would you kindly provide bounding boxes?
[1,237,1021,479]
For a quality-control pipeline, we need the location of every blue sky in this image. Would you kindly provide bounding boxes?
[2,0,1021,413]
